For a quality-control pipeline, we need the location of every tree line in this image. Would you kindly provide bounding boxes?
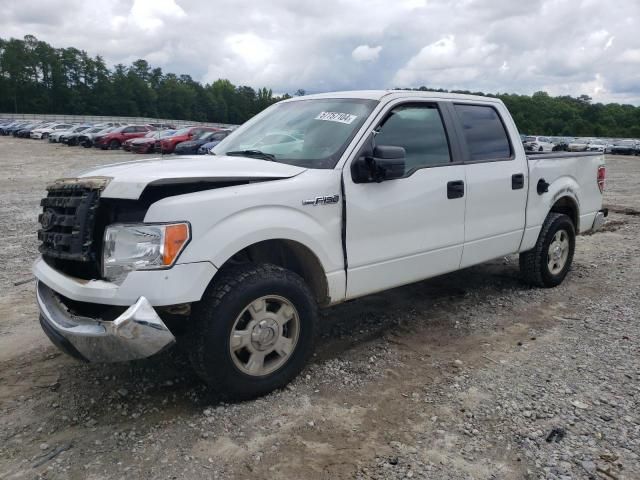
[402,87,640,138]
[0,35,289,124]
[1,35,639,136]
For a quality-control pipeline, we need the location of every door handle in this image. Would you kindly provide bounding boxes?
[447,180,465,199]
[512,173,525,190]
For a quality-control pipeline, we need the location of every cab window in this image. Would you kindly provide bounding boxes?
[374,104,451,175]
[453,104,512,161]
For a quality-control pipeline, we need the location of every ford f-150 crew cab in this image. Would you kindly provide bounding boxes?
[34,90,607,399]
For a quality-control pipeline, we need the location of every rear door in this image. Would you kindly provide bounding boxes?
[449,103,527,268]
[343,100,466,298]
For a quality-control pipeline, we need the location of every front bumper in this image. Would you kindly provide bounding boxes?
[37,281,175,362]
[132,144,152,153]
[592,209,608,231]
[33,258,216,306]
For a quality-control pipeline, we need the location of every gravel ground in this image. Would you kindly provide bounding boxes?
[0,136,638,479]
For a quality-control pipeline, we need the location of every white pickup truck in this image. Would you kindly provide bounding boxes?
[34,90,607,399]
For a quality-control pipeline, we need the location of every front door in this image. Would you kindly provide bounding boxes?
[344,101,466,299]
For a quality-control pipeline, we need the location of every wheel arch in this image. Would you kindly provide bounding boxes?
[549,195,579,231]
[215,239,330,306]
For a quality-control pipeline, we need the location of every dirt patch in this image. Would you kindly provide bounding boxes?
[606,205,640,216]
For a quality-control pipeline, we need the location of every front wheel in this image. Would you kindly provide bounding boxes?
[189,264,318,400]
[109,139,120,150]
[519,213,575,287]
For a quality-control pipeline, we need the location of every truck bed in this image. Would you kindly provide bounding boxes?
[522,150,605,254]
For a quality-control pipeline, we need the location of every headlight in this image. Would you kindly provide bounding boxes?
[103,223,190,282]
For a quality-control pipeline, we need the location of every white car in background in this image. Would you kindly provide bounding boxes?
[31,123,75,140]
[568,138,592,152]
[523,135,555,152]
[587,141,609,153]
[49,125,82,143]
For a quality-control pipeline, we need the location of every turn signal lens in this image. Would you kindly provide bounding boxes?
[163,223,190,265]
[597,165,606,193]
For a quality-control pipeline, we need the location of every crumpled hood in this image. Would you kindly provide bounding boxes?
[72,155,306,199]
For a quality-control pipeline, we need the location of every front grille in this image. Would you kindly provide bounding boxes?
[38,180,105,277]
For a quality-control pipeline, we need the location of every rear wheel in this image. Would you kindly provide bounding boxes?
[519,213,575,287]
[189,264,317,400]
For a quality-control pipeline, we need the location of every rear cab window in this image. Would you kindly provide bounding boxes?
[453,104,512,161]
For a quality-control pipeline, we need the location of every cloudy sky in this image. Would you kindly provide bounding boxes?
[2,0,640,104]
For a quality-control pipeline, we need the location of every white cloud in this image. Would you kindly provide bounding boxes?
[226,33,274,66]
[129,0,186,32]
[605,36,614,50]
[351,45,382,62]
[392,35,499,87]
[619,49,640,63]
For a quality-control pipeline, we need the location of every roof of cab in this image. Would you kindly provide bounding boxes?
[282,89,504,104]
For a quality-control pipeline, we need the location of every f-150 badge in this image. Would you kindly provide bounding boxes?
[302,195,340,206]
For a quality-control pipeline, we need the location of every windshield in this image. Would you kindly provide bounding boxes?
[196,131,216,140]
[214,98,378,168]
[524,136,537,142]
[172,127,192,136]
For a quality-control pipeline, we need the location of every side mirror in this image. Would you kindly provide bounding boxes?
[351,145,406,183]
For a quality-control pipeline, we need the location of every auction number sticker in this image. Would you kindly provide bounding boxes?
[315,112,358,124]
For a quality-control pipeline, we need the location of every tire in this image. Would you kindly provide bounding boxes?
[109,139,120,150]
[538,146,543,152]
[519,213,575,288]
[189,263,318,400]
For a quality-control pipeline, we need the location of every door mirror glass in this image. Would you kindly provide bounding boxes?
[351,145,406,183]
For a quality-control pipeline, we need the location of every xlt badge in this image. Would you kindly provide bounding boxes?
[302,195,340,206]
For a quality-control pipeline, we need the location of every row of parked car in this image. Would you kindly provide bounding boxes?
[0,119,233,155]
[522,135,640,155]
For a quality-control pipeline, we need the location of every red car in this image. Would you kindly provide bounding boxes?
[156,126,219,154]
[123,130,158,152]
[126,129,178,154]
[94,125,154,150]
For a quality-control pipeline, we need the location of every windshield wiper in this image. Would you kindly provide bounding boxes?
[225,150,276,162]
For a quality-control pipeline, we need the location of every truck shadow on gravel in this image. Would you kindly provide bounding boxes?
[7,258,536,425]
